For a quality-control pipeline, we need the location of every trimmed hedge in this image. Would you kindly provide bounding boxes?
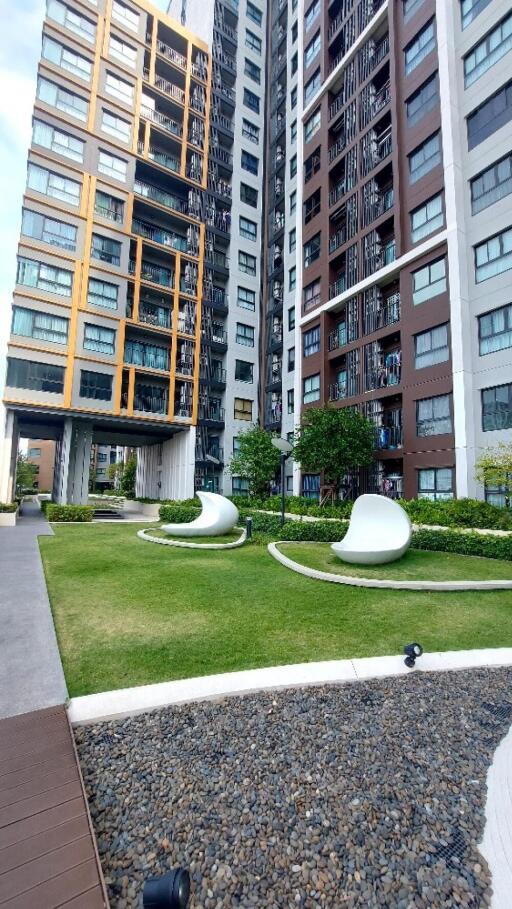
[46,504,94,522]
[0,503,18,513]
[401,497,512,531]
[411,528,512,561]
[159,505,201,523]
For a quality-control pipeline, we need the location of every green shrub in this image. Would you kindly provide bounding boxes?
[40,499,53,514]
[411,528,512,561]
[159,505,201,523]
[0,503,18,513]
[400,497,512,530]
[46,504,94,522]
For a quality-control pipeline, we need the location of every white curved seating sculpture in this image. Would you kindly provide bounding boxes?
[162,491,239,537]
[331,494,412,565]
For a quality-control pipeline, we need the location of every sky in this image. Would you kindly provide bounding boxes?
[0,0,170,396]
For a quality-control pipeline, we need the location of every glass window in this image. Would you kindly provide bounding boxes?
[28,448,41,458]
[304,189,321,223]
[289,266,296,290]
[303,279,321,311]
[27,163,80,206]
[240,182,258,207]
[288,307,295,330]
[234,397,253,420]
[84,323,115,355]
[479,303,512,355]
[246,1,262,25]
[416,394,452,436]
[32,118,84,162]
[411,193,444,243]
[46,0,95,42]
[289,228,296,252]
[291,52,298,75]
[403,0,426,22]
[232,476,250,495]
[467,79,512,150]
[475,227,512,283]
[109,35,137,67]
[405,19,436,75]
[482,383,512,431]
[409,132,441,183]
[244,58,260,83]
[242,119,259,144]
[461,0,492,29]
[288,347,295,371]
[239,251,257,275]
[303,373,320,403]
[414,323,449,369]
[105,71,134,104]
[418,467,453,500]
[91,233,121,266]
[243,88,260,113]
[303,326,320,357]
[412,257,447,305]
[79,369,113,401]
[290,155,297,178]
[470,153,512,215]
[464,12,512,87]
[302,473,320,500]
[101,109,130,141]
[241,150,259,174]
[42,36,92,79]
[240,216,257,240]
[291,86,297,109]
[235,360,253,382]
[16,256,72,296]
[406,73,439,126]
[304,69,321,105]
[95,190,124,223]
[305,0,320,30]
[304,233,321,267]
[98,150,127,182]
[304,147,321,182]
[11,306,69,344]
[21,209,77,251]
[88,278,118,310]
[112,0,139,31]
[237,286,256,310]
[304,31,321,68]
[37,76,88,121]
[6,357,65,394]
[236,322,255,346]
[287,388,294,412]
[290,120,297,143]
[292,22,298,43]
[304,109,321,143]
[246,29,261,53]
[290,191,297,214]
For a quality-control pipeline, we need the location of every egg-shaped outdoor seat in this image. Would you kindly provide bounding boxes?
[162,491,239,537]
[331,494,412,565]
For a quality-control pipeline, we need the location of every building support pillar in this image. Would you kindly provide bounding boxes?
[53,418,92,505]
[0,407,19,503]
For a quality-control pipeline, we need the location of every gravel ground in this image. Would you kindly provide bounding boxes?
[75,667,512,909]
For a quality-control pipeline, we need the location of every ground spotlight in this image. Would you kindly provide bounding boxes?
[403,642,423,668]
[143,869,190,909]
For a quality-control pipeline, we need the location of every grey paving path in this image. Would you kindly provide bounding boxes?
[0,500,67,719]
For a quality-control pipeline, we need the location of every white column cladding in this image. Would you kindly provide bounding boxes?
[136,426,196,501]
[436,0,476,498]
[293,0,305,496]
[53,418,92,505]
[0,407,19,503]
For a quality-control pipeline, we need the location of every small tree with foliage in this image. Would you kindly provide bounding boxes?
[16,453,38,492]
[120,453,137,498]
[292,406,374,498]
[475,443,512,507]
[228,425,281,497]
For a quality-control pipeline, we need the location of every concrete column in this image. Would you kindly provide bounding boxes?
[0,407,19,503]
[53,418,92,504]
[136,427,196,500]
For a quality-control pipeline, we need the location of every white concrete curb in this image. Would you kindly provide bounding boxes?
[68,648,512,725]
[480,724,512,909]
[268,542,512,591]
[137,527,247,549]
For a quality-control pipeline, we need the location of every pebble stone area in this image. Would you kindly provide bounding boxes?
[75,667,512,909]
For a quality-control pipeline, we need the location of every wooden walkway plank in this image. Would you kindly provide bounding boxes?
[1,859,101,908]
[0,762,79,810]
[0,815,90,874]
[0,754,78,800]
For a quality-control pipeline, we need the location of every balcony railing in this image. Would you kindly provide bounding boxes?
[359,0,386,33]
[207,176,232,197]
[199,402,226,422]
[132,218,188,252]
[212,82,236,104]
[205,248,229,269]
[364,291,400,334]
[204,285,228,307]
[329,381,348,401]
[137,140,181,174]
[141,105,182,138]
[94,203,123,223]
[213,48,236,73]
[375,422,403,450]
[143,68,186,105]
[328,133,346,165]
[125,340,170,371]
[138,301,171,329]
[133,385,168,414]
[328,11,343,40]
[209,146,233,166]
[363,186,394,227]
[329,226,347,254]
[201,366,227,384]
[130,258,174,288]
[329,180,346,208]
[211,112,234,133]
[134,179,188,216]
[175,401,193,418]
[155,38,187,70]
[365,355,401,391]
[329,90,344,121]
[328,324,347,351]
[329,273,346,299]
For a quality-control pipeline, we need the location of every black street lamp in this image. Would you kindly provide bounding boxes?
[271,437,293,526]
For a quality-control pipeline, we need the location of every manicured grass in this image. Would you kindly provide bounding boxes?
[279,543,512,581]
[146,528,245,544]
[39,523,512,697]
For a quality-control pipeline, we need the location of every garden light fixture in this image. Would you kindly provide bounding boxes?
[143,869,191,909]
[271,436,293,526]
[403,643,423,668]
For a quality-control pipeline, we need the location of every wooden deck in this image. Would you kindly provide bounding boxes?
[0,705,109,908]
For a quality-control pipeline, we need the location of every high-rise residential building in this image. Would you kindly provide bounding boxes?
[26,439,56,491]
[1,0,511,506]
[298,0,512,503]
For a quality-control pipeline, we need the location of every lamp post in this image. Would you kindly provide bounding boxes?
[271,437,293,526]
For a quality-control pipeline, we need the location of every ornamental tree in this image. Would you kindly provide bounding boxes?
[475,443,512,506]
[292,406,375,497]
[228,425,281,497]
[16,453,38,492]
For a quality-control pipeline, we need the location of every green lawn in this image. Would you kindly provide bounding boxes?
[39,524,512,697]
[279,543,512,581]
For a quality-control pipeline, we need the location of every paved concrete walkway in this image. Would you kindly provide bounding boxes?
[0,501,67,720]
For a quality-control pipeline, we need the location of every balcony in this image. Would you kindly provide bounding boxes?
[130,258,174,288]
[364,347,401,392]
[200,365,227,386]
[329,179,346,208]
[329,90,344,122]
[328,380,348,401]
[140,105,182,138]
[203,285,228,309]
[94,201,123,224]
[329,226,347,254]
[362,182,394,228]
[360,78,391,131]
[125,339,170,371]
[211,112,234,135]
[358,0,386,33]
[375,420,403,451]
[329,273,346,300]
[328,132,346,165]
[209,145,233,167]
[138,141,181,174]
[363,290,400,335]
[199,400,225,423]
[133,383,168,415]
[361,124,392,177]
[212,82,236,105]
[155,38,187,70]
[205,247,229,270]
[132,218,188,253]
[207,175,232,198]
[359,34,390,82]
[205,209,231,233]
[213,48,236,74]
[134,179,189,217]
[328,323,347,351]
[127,297,172,329]
[362,232,396,278]
[144,68,186,105]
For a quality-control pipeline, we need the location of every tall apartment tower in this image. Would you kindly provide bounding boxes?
[298,0,512,503]
[170,0,267,497]
[0,0,212,504]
